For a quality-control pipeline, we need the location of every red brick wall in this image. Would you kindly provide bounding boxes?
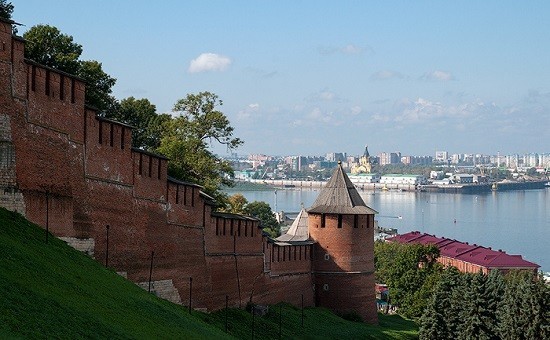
[85,112,133,184]
[0,19,320,316]
[166,181,203,226]
[132,150,167,201]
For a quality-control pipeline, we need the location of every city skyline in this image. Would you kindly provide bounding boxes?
[14,1,550,156]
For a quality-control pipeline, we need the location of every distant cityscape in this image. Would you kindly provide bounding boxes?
[226,147,550,181]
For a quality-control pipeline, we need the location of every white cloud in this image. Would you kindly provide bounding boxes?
[307,107,335,124]
[350,106,362,115]
[237,103,261,121]
[421,70,455,81]
[395,98,445,123]
[188,53,232,73]
[306,89,344,103]
[318,43,373,56]
[370,70,405,80]
[341,44,362,54]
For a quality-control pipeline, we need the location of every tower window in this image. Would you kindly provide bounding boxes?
[324,253,330,261]
[323,284,329,291]
[321,214,325,228]
[354,215,358,228]
[337,214,342,228]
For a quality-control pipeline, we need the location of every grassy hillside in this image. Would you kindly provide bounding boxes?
[0,207,418,339]
[200,304,418,339]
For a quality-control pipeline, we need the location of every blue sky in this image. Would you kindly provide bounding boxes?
[13,1,550,157]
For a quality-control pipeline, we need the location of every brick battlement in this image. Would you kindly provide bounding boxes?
[0,19,316,314]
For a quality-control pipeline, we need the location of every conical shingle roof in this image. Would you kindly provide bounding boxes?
[276,207,310,243]
[308,162,378,215]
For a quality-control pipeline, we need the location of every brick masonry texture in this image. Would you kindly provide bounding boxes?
[0,18,377,323]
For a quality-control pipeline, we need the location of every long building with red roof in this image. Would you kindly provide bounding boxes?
[386,231,540,274]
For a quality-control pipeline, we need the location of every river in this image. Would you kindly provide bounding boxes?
[225,186,550,273]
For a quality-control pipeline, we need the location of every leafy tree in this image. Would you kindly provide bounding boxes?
[374,241,442,318]
[224,193,248,215]
[157,92,242,205]
[0,0,14,20]
[23,25,82,74]
[244,201,279,237]
[23,25,116,112]
[172,92,243,150]
[78,60,117,113]
[106,97,167,150]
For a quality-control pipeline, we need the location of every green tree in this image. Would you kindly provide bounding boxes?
[172,92,243,150]
[498,271,549,340]
[374,241,442,318]
[224,193,248,215]
[23,25,116,112]
[484,269,505,337]
[157,92,243,205]
[23,25,82,74]
[0,0,14,20]
[419,267,464,340]
[106,97,168,150]
[458,271,494,340]
[245,201,279,237]
[78,60,117,113]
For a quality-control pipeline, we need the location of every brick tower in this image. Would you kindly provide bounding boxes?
[308,161,378,323]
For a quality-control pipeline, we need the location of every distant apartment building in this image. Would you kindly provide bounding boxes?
[505,154,520,168]
[474,154,491,165]
[434,151,448,163]
[401,155,433,165]
[450,154,461,164]
[325,152,346,162]
[248,154,271,162]
[492,153,506,167]
[540,153,550,168]
[378,152,401,166]
[523,153,538,168]
[462,153,489,165]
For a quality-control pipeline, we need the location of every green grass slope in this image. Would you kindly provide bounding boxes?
[0,208,230,339]
[200,304,418,339]
[0,207,418,339]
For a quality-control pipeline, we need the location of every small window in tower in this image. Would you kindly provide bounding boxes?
[321,214,325,228]
[323,284,329,291]
[324,253,330,261]
[354,215,358,228]
[337,214,342,228]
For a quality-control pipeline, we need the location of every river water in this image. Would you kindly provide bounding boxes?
[225,187,550,272]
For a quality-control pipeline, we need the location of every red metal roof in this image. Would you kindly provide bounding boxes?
[386,231,539,270]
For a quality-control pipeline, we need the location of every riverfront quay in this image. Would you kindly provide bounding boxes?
[245,178,549,193]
